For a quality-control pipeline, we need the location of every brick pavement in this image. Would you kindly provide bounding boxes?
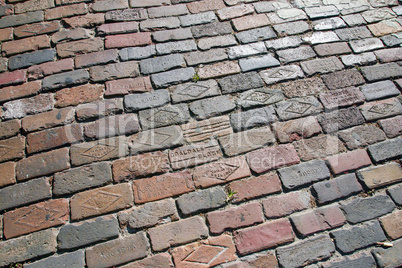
[0,0,402,267]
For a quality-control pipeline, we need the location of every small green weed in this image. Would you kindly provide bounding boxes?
[192,73,200,82]
[226,188,237,203]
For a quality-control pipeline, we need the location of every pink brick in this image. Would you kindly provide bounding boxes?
[380,210,402,240]
[187,0,226,13]
[97,22,139,35]
[105,77,152,96]
[0,70,26,87]
[2,35,50,56]
[105,32,152,49]
[247,144,300,174]
[379,115,402,138]
[291,204,346,237]
[75,49,118,68]
[262,191,310,218]
[27,59,74,80]
[232,14,270,31]
[234,218,295,255]
[327,149,371,175]
[0,28,13,42]
[207,202,264,234]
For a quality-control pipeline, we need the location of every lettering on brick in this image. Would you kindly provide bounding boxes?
[148,109,179,123]
[182,116,232,143]
[106,9,147,21]
[285,101,312,114]
[81,144,117,159]
[81,191,122,212]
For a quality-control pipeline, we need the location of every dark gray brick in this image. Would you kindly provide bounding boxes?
[124,89,170,112]
[139,103,190,129]
[235,26,277,44]
[170,79,220,103]
[367,137,402,163]
[8,49,56,71]
[335,26,372,41]
[331,220,387,254]
[0,5,12,18]
[0,11,43,29]
[312,174,363,204]
[338,125,386,150]
[191,21,232,38]
[322,252,376,268]
[276,96,323,121]
[176,187,226,215]
[119,45,156,61]
[361,63,402,82]
[54,162,112,196]
[151,67,195,88]
[381,34,402,47]
[341,194,396,224]
[372,238,402,268]
[230,106,277,131]
[0,177,51,211]
[388,184,402,205]
[277,46,316,63]
[42,70,90,91]
[218,72,264,94]
[277,235,335,268]
[152,28,192,42]
[321,69,365,90]
[140,54,185,74]
[189,96,236,120]
[318,107,365,133]
[24,250,85,268]
[58,216,119,249]
[361,80,400,101]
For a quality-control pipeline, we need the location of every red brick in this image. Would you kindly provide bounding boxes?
[0,136,25,163]
[22,107,74,133]
[187,0,226,13]
[2,35,50,56]
[133,170,195,204]
[3,199,69,239]
[71,183,133,220]
[247,144,300,174]
[112,151,170,182]
[2,94,53,120]
[0,28,13,42]
[262,191,311,218]
[14,21,61,38]
[193,156,251,188]
[291,204,346,237]
[172,235,237,268]
[0,119,21,139]
[14,0,55,13]
[105,77,152,96]
[232,14,270,31]
[97,21,139,35]
[16,148,70,181]
[228,173,282,203]
[0,70,26,87]
[55,83,104,108]
[0,81,41,103]
[120,253,173,268]
[44,3,88,20]
[63,13,105,28]
[0,162,16,188]
[27,59,74,80]
[56,37,103,58]
[75,49,118,68]
[207,202,264,234]
[26,124,83,154]
[105,32,152,49]
[234,218,295,255]
[327,149,372,175]
[380,210,402,240]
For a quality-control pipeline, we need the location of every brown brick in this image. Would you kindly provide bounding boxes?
[14,0,55,14]
[133,170,195,204]
[314,42,352,56]
[224,253,278,268]
[0,162,16,188]
[0,81,41,103]
[327,149,372,175]
[272,116,322,143]
[262,191,311,218]
[0,70,26,87]
[181,115,232,143]
[63,13,105,28]
[44,3,88,20]
[0,136,25,163]
[75,49,118,68]
[71,183,134,220]
[22,107,74,133]
[105,77,152,96]
[55,83,104,108]
[380,210,402,240]
[112,151,170,182]
[319,87,365,110]
[56,37,103,58]
[76,99,123,121]
[27,58,74,80]
[321,69,365,90]
[198,61,241,79]
[358,162,402,189]
[14,21,61,38]
[26,124,83,154]
[232,14,270,31]
[105,32,152,49]
[2,35,50,56]
[16,148,70,181]
[172,235,237,268]
[84,113,140,139]
[228,173,282,203]
[187,0,226,13]
[368,20,402,36]
[293,134,347,161]
[97,21,139,35]
[0,28,13,42]
[3,199,69,239]
[120,253,173,268]
[0,119,20,139]
[56,0,91,4]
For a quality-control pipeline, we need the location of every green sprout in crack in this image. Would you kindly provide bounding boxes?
[226,188,237,203]
[192,73,200,82]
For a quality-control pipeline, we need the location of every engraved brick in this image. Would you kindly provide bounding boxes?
[187,0,225,13]
[272,77,327,98]
[360,98,402,121]
[318,106,365,133]
[0,162,15,188]
[238,88,284,109]
[21,107,74,133]
[76,99,123,121]
[105,32,151,48]
[105,77,152,96]
[335,26,372,40]
[44,3,88,20]
[190,95,236,120]
[55,84,104,108]
[90,61,139,82]
[71,183,133,220]
[301,56,344,76]
[380,210,402,240]
[156,39,197,54]
[2,35,50,56]
[0,81,41,103]
[3,199,69,239]
[27,58,74,80]
[170,79,220,103]
[182,116,232,143]
[379,115,402,138]
[350,37,384,53]
[259,65,304,85]
[0,70,26,87]
[267,8,307,23]
[124,89,169,112]
[338,125,386,150]
[293,134,346,161]
[63,13,105,28]
[42,69,90,91]
[276,96,323,121]
[105,8,147,21]
[230,106,277,131]
[15,21,60,38]
[0,136,25,163]
[358,162,402,189]
[232,14,270,31]
[327,149,371,174]
[56,38,103,58]
[198,61,240,79]
[139,104,190,130]
[360,80,400,101]
[97,21,138,35]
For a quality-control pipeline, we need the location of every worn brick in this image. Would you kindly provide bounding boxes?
[218,72,264,94]
[90,61,139,82]
[0,120,20,141]
[239,54,280,72]
[301,56,344,76]
[105,8,147,22]
[187,0,225,13]
[1,91,51,119]
[0,136,25,163]
[2,35,50,56]
[190,95,236,119]
[27,58,74,80]
[42,69,89,91]
[322,252,376,268]
[277,46,316,65]
[179,11,217,27]
[105,77,152,96]
[361,62,402,82]
[232,14,270,31]
[124,90,169,112]
[75,49,118,68]
[303,31,341,45]
[313,17,347,30]
[56,37,103,58]
[22,107,74,133]
[182,115,232,143]
[217,4,254,20]
[140,54,185,75]
[272,77,326,98]
[54,162,112,195]
[24,250,85,268]
[148,4,188,18]
[0,11,43,29]
[318,107,365,133]
[156,39,197,54]
[55,84,104,108]
[14,0,54,14]
[91,0,128,12]
[140,17,180,31]
[375,47,402,63]
[14,21,60,38]
[151,67,195,88]
[368,137,402,163]
[171,79,219,104]
[267,8,307,23]
[273,21,310,36]
[51,27,93,43]
[294,134,346,161]
[359,162,402,189]
[0,81,41,103]
[84,114,140,139]
[238,88,284,109]
[120,253,173,268]
[177,187,226,215]
[236,26,277,44]
[139,104,190,130]
[379,115,402,138]
[327,149,371,175]
[63,13,105,28]
[338,125,386,150]
[360,98,402,121]
[197,34,237,50]
[0,162,15,187]
[4,199,69,239]
[372,238,402,268]
[45,3,88,20]
[0,70,26,87]
[380,210,402,240]
[350,37,384,53]
[276,96,323,121]
[265,36,302,50]
[131,0,170,7]
[273,116,321,143]
[368,19,402,36]
[231,106,277,131]
[8,49,56,71]
[97,21,138,35]
[361,80,400,102]
[0,28,12,42]
[105,32,151,48]
[119,45,156,61]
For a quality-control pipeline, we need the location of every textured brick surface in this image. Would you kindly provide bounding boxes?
[262,191,310,218]
[372,238,402,268]
[327,149,371,174]
[380,210,402,240]
[177,187,226,215]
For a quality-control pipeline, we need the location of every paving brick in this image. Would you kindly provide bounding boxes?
[350,37,384,53]
[0,28,12,42]
[105,32,151,48]
[148,216,208,251]
[85,114,140,139]
[227,42,266,59]
[105,8,147,22]
[140,54,186,75]
[238,88,284,109]
[177,187,226,215]
[254,0,291,11]
[328,0,370,15]
[335,26,372,41]
[133,170,194,204]
[277,235,335,268]
[301,56,344,76]
[360,98,402,121]
[76,99,123,121]
[239,54,280,72]
[361,80,400,101]
[51,27,93,43]
[327,149,371,175]
[217,4,254,20]
[3,199,69,239]
[259,64,305,86]
[312,17,347,30]
[191,21,231,39]
[232,14,270,31]
[293,134,346,161]
[372,238,402,268]
[342,13,366,26]
[273,21,310,36]
[361,62,402,82]
[120,253,173,268]
[331,220,387,254]
[273,116,322,143]
[218,72,264,94]
[27,58,74,80]
[218,126,276,157]
[124,89,169,112]
[0,119,20,140]
[0,177,51,211]
[305,5,339,18]
[247,144,300,174]
[190,95,236,119]
[139,104,190,130]
[230,106,277,131]
[55,84,104,108]
[317,106,366,133]
[375,47,402,63]
[97,21,138,35]
[170,79,220,103]
[64,13,105,28]
[8,49,56,71]
[303,31,341,45]
[45,3,88,20]
[151,67,195,88]
[140,17,181,31]
[236,26,276,44]
[75,49,118,68]
[0,136,25,163]
[314,42,351,56]
[338,125,386,150]
[368,19,402,36]
[368,137,402,163]
[265,36,303,50]
[0,11,43,29]
[380,210,402,240]
[24,250,85,268]
[379,115,402,138]
[21,107,75,133]
[0,70,26,88]
[56,37,103,58]
[42,69,90,91]
[70,136,127,166]
[187,0,225,13]
[278,159,330,190]
[91,0,128,12]
[118,198,178,229]
[234,218,295,255]
[0,229,57,267]
[182,115,232,143]
[370,0,399,7]
[321,252,376,268]
[275,96,323,121]
[267,8,308,23]
[153,28,192,42]
[197,35,237,50]
[277,46,316,63]
[105,77,152,96]
[0,81,41,103]
[58,215,119,249]
[0,162,16,188]
[119,45,156,61]
[148,4,188,18]
[14,21,60,38]
[90,61,139,82]
[222,252,279,268]
[128,125,183,154]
